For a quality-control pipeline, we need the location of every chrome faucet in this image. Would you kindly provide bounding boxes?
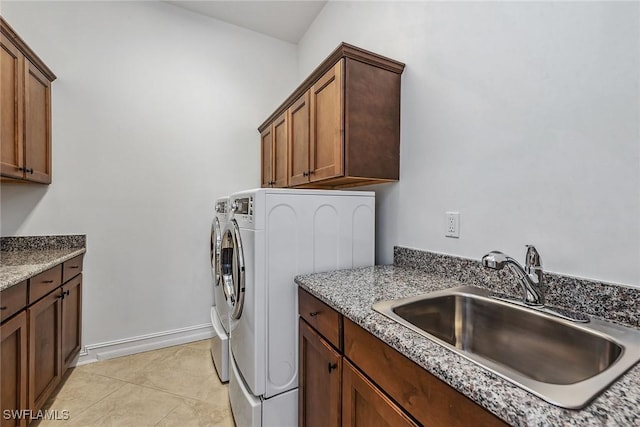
[482,245,544,306]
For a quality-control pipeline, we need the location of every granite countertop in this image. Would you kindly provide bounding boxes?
[0,235,86,291]
[295,264,640,427]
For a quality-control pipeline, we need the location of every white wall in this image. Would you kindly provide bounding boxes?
[298,2,640,287]
[0,1,297,347]
[2,1,638,354]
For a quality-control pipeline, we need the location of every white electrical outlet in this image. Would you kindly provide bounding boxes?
[445,212,460,238]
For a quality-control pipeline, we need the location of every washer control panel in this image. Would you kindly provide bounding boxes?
[215,200,228,214]
[232,197,253,222]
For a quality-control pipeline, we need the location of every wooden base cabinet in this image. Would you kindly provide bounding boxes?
[27,290,62,412]
[299,319,342,427]
[342,360,417,427]
[0,311,28,427]
[299,292,413,427]
[260,43,405,189]
[298,288,509,427]
[0,17,56,184]
[0,254,83,425]
[61,274,82,370]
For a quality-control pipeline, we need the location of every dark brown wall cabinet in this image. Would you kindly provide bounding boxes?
[298,288,509,427]
[261,111,289,188]
[260,43,405,189]
[0,255,83,425]
[1,17,56,184]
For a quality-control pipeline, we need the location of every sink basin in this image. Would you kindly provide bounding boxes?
[372,286,640,409]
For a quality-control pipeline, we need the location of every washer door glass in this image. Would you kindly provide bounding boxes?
[210,217,222,286]
[221,219,245,319]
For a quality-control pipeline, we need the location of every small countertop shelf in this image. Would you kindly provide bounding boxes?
[295,264,640,427]
[1,235,86,291]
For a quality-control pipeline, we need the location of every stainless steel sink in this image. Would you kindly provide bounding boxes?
[372,286,640,409]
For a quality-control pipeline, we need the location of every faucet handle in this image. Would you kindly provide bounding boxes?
[525,245,542,266]
[524,245,543,284]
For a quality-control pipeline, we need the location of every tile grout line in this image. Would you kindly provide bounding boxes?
[80,366,219,405]
[47,379,128,423]
[43,342,229,425]
[71,382,127,419]
[152,400,188,427]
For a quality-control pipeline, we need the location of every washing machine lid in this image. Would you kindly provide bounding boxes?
[221,219,245,320]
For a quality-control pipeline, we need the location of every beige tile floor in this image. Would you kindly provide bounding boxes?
[32,340,235,427]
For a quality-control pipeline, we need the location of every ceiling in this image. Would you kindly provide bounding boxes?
[167,1,327,44]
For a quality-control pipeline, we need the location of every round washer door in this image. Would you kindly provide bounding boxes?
[210,217,222,287]
[221,219,245,320]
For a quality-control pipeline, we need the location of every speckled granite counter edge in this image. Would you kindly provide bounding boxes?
[1,235,87,291]
[1,235,86,251]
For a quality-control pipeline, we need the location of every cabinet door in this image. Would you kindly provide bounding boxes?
[1,311,28,427]
[261,125,273,187]
[0,34,24,180]
[28,290,62,412]
[342,360,417,427]
[310,59,344,182]
[24,60,52,184]
[61,275,82,371]
[288,91,310,186]
[299,319,341,427]
[272,111,288,188]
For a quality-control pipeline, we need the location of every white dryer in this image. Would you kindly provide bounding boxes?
[222,188,375,427]
[210,196,230,382]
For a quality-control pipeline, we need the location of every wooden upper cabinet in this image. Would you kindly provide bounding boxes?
[1,33,24,180]
[261,111,289,188]
[0,17,56,184]
[259,43,404,189]
[261,126,273,187]
[288,92,310,186]
[24,61,52,183]
[272,112,288,187]
[310,60,344,182]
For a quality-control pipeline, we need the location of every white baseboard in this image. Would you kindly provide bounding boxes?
[76,323,214,366]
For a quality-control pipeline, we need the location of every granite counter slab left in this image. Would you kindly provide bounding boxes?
[0,235,86,291]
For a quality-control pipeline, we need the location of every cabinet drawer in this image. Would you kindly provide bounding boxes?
[298,288,342,350]
[343,318,508,427]
[28,265,62,303]
[1,280,27,323]
[62,254,84,283]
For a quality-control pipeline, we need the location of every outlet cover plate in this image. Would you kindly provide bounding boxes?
[446,212,460,238]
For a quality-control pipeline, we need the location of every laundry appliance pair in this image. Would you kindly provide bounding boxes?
[211,188,375,426]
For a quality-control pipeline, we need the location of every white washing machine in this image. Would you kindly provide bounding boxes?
[222,188,375,427]
[210,196,230,382]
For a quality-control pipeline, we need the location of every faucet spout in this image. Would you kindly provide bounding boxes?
[481,247,545,307]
